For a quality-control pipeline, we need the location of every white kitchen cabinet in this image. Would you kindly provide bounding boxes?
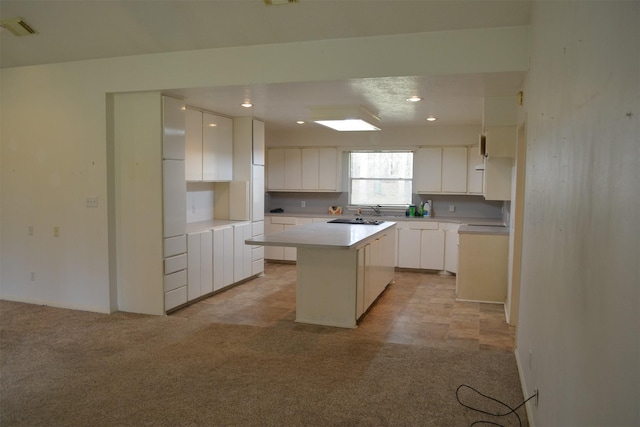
[203,113,233,181]
[252,119,265,166]
[162,96,186,160]
[187,231,213,301]
[163,159,187,238]
[441,223,460,273]
[233,223,253,283]
[457,232,509,302]
[222,226,234,287]
[420,229,445,270]
[284,148,302,190]
[266,148,285,190]
[185,108,203,181]
[252,165,265,222]
[356,229,395,318]
[267,147,338,191]
[185,108,232,182]
[467,145,484,194]
[396,221,444,270]
[414,147,442,193]
[483,157,513,201]
[251,221,265,276]
[302,147,338,191]
[484,126,516,158]
[441,147,468,193]
[264,216,314,261]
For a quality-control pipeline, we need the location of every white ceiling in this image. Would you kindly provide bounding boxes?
[0,0,531,130]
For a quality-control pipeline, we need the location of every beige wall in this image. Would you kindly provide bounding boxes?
[516,1,639,425]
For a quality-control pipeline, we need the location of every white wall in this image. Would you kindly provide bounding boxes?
[0,27,528,313]
[516,1,639,425]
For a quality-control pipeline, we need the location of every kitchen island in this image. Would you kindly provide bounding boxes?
[246,220,396,328]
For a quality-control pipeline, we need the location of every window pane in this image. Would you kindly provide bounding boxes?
[350,152,413,179]
[351,179,412,205]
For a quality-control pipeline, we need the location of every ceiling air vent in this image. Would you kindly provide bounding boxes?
[264,0,299,5]
[0,17,37,36]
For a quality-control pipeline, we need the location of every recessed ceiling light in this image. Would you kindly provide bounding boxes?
[241,102,253,108]
[406,96,422,103]
[296,121,305,125]
[208,123,217,127]
[426,116,437,122]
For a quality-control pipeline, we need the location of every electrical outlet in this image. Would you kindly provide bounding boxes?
[53,226,60,237]
[301,201,306,208]
[449,205,455,212]
[86,197,99,208]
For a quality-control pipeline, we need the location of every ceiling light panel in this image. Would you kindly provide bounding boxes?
[311,106,381,132]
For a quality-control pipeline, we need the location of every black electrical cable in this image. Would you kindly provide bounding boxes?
[456,384,538,427]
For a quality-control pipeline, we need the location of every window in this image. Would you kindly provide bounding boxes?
[349,151,413,205]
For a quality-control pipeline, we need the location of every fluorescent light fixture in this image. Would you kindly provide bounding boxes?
[312,106,381,132]
[0,17,37,36]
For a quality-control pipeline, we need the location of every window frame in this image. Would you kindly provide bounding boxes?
[348,150,414,207]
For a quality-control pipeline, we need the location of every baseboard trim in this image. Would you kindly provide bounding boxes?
[514,348,536,427]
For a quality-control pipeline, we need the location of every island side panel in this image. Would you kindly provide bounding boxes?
[295,247,358,328]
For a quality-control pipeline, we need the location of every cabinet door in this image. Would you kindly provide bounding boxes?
[234,223,252,282]
[302,148,319,190]
[162,96,185,160]
[267,148,285,190]
[212,228,225,291]
[443,224,460,273]
[414,147,442,193]
[467,146,484,194]
[264,222,284,260]
[397,229,421,268]
[442,147,468,193]
[420,229,445,270]
[483,157,513,201]
[185,108,203,181]
[163,160,186,238]
[318,148,338,191]
[252,120,265,166]
[222,227,234,287]
[187,233,201,301]
[200,230,213,295]
[252,165,265,222]
[284,148,302,190]
[203,113,233,181]
[283,224,297,261]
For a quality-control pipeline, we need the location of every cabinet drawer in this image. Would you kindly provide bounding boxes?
[252,246,264,261]
[395,221,439,230]
[164,235,186,257]
[164,253,187,274]
[164,269,187,292]
[252,221,264,236]
[252,259,264,276]
[270,216,296,225]
[165,286,187,311]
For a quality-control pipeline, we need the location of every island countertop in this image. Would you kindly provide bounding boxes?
[246,221,396,250]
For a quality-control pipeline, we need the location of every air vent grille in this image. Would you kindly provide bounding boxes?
[0,17,37,36]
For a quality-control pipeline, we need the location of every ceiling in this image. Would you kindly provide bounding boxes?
[0,0,531,130]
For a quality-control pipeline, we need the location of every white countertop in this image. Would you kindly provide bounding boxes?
[265,212,505,227]
[186,219,250,234]
[246,221,396,250]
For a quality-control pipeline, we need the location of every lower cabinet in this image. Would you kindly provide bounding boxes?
[356,230,395,318]
[164,234,188,311]
[233,222,253,283]
[441,223,460,273]
[396,222,444,270]
[264,216,314,261]
[187,231,213,301]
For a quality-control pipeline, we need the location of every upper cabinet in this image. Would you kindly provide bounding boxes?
[415,146,470,195]
[467,145,484,194]
[483,126,516,158]
[267,147,339,192]
[185,107,233,182]
[252,120,265,166]
[162,96,186,160]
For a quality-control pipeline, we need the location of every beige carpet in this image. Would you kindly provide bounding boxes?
[0,300,528,426]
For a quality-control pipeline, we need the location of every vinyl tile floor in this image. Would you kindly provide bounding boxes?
[171,262,516,352]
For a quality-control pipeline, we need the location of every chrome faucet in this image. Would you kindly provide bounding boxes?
[371,205,382,215]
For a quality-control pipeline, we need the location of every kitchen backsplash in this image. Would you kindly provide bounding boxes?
[266,192,504,219]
